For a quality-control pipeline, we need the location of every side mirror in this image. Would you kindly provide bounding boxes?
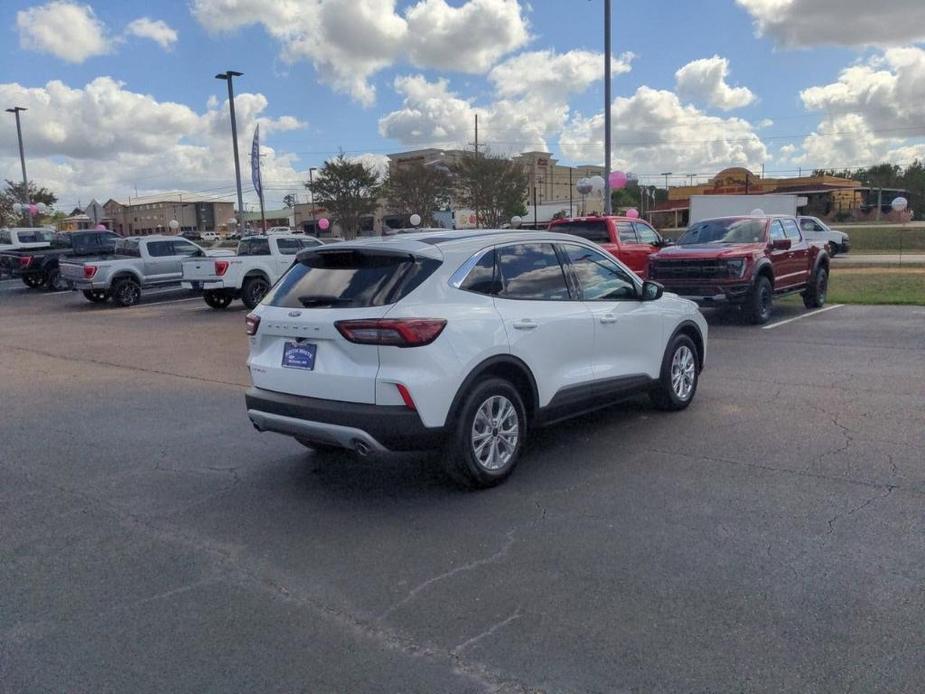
[771,238,792,251]
[640,280,664,301]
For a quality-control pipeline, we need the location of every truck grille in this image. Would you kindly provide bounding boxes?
[649,260,728,281]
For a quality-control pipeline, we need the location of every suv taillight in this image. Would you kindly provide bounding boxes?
[335,319,446,347]
[245,313,261,336]
[214,259,230,276]
[19,255,33,268]
[84,265,98,279]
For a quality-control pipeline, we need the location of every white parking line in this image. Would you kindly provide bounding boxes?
[762,304,844,330]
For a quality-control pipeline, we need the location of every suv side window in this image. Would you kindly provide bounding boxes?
[276,238,302,255]
[299,237,322,249]
[781,219,802,241]
[561,244,637,301]
[633,222,660,244]
[147,240,174,257]
[497,243,571,301]
[240,238,270,256]
[458,249,499,295]
[616,222,637,243]
[769,221,786,241]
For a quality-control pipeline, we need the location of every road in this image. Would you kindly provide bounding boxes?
[2,281,924,692]
[834,253,925,265]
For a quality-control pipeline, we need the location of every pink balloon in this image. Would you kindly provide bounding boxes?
[625,208,639,219]
[95,224,107,230]
[28,203,39,215]
[318,218,330,231]
[608,170,627,190]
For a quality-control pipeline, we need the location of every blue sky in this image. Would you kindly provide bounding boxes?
[2,0,924,211]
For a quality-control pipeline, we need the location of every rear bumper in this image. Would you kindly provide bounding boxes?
[244,387,445,452]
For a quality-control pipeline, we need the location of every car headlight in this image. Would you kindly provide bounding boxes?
[726,258,746,278]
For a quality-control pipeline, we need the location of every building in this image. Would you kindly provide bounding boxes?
[242,208,293,231]
[650,167,907,227]
[103,192,235,236]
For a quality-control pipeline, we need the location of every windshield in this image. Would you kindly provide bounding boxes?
[550,221,610,243]
[677,218,767,245]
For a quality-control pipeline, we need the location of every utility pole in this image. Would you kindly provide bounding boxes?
[603,0,613,215]
[533,185,538,229]
[308,167,318,229]
[6,106,31,226]
[474,113,478,155]
[215,71,245,227]
[569,167,573,217]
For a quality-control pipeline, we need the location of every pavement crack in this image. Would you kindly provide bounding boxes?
[452,609,523,655]
[826,487,894,536]
[378,529,518,621]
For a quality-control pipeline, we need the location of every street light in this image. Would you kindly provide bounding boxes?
[215,71,245,229]
[603,0,613,215]
[6,106,31,227]
[660,172,673,191]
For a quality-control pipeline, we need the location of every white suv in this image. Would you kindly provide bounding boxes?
[244,230,707,488]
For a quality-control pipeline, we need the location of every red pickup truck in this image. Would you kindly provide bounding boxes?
[547,215,668,278]
[648,215,830,324]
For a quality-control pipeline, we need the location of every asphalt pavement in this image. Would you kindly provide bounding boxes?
[2,280,924,692]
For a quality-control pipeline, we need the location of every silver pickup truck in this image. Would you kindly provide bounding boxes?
[60,235,233,306]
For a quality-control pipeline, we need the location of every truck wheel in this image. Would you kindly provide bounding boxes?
[111,278,141,307]
[82,289,110,303]
[745,275,773,325]
[803,267,828,309]
[45,268,70,291]
[828,242,839,257]
[22,274,44,289]
[242,277,270,309]
[443,378,526,489]
[204,290,233,309]
[650,334,699,411]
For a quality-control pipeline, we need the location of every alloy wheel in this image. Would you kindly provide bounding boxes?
[470,395,519,471]
[670,345,696,401]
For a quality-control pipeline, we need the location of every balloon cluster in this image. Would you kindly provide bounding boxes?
[12,202,49,216]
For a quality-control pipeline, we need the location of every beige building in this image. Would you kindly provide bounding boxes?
[104,192,235,236]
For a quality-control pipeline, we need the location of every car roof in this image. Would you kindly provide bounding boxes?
[123,234,177,241]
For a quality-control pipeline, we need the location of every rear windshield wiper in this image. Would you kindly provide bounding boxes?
[298,295,353,307]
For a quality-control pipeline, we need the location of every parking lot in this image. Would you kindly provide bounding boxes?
[2,279,924,692]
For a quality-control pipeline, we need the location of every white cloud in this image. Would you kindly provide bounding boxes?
[559,86,768,174]
[190,0,531,105]
[125,18,178,50]
[0,78,307,209]
[736,0,925,48]
[488,49,633,100]
[17,1,109,63]
[792,47,925,165]
[675,56,756,111]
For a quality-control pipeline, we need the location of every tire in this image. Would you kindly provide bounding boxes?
[802,266,828,309]
[242,276,270,309]
[111,278,141,307]
[443,378,527,489]
[295,438,342,454]
[650,334,700,411]
[22,274,44,289]
[45,268,70,291]
[828,242,839,258]
[745,275,773,325]
[82,289,110,303]
[204,290,233,309]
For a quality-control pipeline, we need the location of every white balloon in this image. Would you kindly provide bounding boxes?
[511,215,522,228]
[168,219,180,230]
[750,209,765,216]
[892,196,908,212]
[36,202,48,214]
[12,203,23,214]
[576,178,593,195]
[588,175,605,192]
[409,213,422,226]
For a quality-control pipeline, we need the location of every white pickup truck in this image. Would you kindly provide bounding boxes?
[181,233,322,309]
[0,227,55,252]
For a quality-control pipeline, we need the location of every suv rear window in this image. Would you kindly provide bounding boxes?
[264,250,441,309]
[551,221,610,243]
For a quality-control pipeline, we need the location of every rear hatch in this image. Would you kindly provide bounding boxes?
[248,246,442,404]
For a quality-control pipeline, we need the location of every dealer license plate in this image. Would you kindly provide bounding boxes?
[281,341,317,370]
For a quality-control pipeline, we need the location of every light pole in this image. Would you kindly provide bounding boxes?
[6,106,31,226]
[603,0,613,215]
[661,172,673,193]
[308,167,318,226]
[215,71,245,228]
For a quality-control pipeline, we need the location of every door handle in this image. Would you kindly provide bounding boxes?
[512,319,538,330]
[599,314,618,324]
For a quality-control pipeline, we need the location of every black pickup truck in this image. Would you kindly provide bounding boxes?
[0,230,120,290]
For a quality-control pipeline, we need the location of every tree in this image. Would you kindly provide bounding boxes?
[383,162,452,226]
[282,193,298,208]
[451,152,528,228]
[305,153,381,238]
[0,180,57,227]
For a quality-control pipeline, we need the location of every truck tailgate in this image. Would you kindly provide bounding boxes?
[60,261,90,282]
[182,257,223,282]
